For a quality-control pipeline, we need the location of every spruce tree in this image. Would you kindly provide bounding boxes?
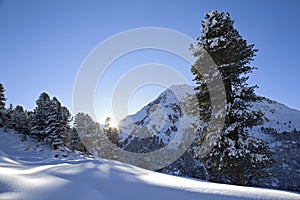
[0,83,6,110]
[43,97,72,149]
[74,113,101,154]
[103,117,120,145]
[61,106,72,145]
[10,105,29,134]
[0,83,7,127]
[45,97,64,149]
[191,10,272,185]
[69,127,86,152]
[30,92,52,141]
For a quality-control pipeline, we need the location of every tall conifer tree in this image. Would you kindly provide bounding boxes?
[191,11,272,185]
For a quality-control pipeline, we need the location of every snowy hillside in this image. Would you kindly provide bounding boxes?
[118,84,300,191]
[1,130,300,200]
[251,98,300,132]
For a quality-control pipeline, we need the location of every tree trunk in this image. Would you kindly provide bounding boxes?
[236,166,245,186]
[236,172,245,185]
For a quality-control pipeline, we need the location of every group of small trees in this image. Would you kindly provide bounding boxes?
[0,83,120,153]
[0,85,82,151]
[0,83,9,128]
[74,113,120,153]
[30,92,72,149]
[0,84,31,136]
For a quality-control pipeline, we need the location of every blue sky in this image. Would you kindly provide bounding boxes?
[0,0,299,123]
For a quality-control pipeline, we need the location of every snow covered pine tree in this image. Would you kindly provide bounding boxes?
[191,10,272,186]
[10,105,29,134]
[45,97,66,149]
[0,83,5,110]
[0,83,6,127]
[69,127,86,152]
[103,117,120,146]
[30,92,52,141]
[30,93,72,149]
[74,113,101,155]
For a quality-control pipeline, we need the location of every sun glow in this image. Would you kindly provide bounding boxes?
[109,118,119,128]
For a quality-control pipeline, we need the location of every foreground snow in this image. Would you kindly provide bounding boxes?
[0,130,299,200]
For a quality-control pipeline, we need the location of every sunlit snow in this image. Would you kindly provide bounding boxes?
[0,130,299,200]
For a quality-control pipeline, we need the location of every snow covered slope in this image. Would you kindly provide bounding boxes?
[252,98,300,132]
[117,84,300,191]
[1,130,299,200]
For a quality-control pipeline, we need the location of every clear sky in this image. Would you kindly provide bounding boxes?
[0,0,299,123]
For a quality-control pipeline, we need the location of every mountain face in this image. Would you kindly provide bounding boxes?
[119,85,191,151]
[118,84,300,192]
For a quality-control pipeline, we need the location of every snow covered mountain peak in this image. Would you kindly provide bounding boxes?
[119,84,196,146]
[120,84,300,138]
